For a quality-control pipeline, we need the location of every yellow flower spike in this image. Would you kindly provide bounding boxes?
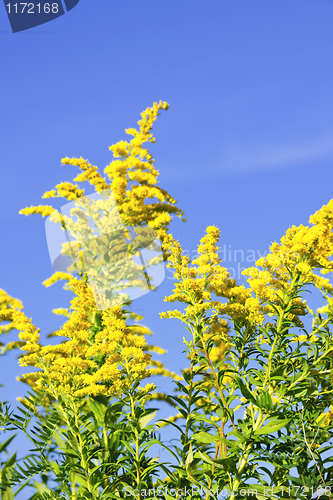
[11,310,41,359]
[21,105,181,293]
[0,289,23,313]
[103,102,183,234]
[52,308,70,317]
[43,272,73,288]
[242,201,333,323]
[109,140,130,158]
[62,157,110,192]
[19,205,56,217]
[13,279,153,400]
[42,190,57,199]
[17,103,183,402]
[3,341,26,351]
[55,182,85,201]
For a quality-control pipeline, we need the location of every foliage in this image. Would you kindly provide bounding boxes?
[1,102,333,500]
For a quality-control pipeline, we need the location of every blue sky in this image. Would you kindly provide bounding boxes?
[1,0,333,490]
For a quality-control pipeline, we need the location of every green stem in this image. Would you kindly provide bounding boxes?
[129,391,141,500]
[175,341,196,499]
[263,274,298,391]
[102,428,109,490]
[202,340,237,432]
[205,446,219,500]
[73,401,95,497]
[71,474,76,500]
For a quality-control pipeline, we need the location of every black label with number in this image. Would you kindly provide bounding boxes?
[3,0,80,33]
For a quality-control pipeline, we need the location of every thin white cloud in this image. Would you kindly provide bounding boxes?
[225,133,333,172]
[161,133,333,180]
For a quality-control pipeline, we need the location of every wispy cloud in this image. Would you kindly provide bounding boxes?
[162,133,333,181]
[223,133,333,173]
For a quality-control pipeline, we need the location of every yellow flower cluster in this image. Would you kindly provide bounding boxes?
[104,101,184,236]
[290,334,319,344]
[43,272,73,288]
[20,205,56,217]
[19,102,183,293]
[0,289,23,314]
[52,308,69,317]
[318,409,333,427]
[43,182,85,201]
[0,288,24,338]
[20,102,183,236]
[161,226,266,329]
[317,296,333,316]
[62,157,110,192]
[12,278,152,399]
[242,200,333,315]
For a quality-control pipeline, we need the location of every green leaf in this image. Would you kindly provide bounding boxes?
[93,312,102,327]
[1,488,14,500]
[32,481,54,495]
[185,444,193,466]
[88,398,106,423]
[248,374,262,387]
[258,392,273,411]
[254,418,291,435]
[73,473,88,488]
[49,460,60,475]
[8,454,51,487]
[52,431,67,451]
[2,452,17,471]
[168,395,188,411]
[197,450,231,470]
[270,366,285,380]
[0,434,16,454]
[139,410,156,429]
[230,375,257,405]
[228,430,247,442]
[192,432,215,444]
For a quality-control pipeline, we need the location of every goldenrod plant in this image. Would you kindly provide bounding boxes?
[1,102,333,499]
